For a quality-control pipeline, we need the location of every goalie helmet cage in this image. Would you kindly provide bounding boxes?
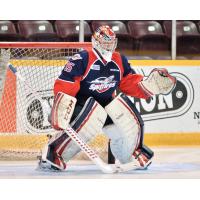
[0,42,112,162]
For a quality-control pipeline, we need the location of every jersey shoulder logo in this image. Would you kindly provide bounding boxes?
[88,75,117,93]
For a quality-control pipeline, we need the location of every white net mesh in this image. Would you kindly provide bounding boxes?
[0,43,108,161]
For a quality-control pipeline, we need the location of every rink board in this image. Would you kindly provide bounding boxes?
[0,60,200,147]
[129,60,200,135]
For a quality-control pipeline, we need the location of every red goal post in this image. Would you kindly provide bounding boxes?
[0,42,109,161]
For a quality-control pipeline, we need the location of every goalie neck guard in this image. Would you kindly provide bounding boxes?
[92,25,118,62]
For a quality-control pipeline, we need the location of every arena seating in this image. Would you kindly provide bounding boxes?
[0,20,200,59]
[55,20,92,42]
[155,55,188,60]
[191,56,200,60]
[196,21,200,32]
[17,20,59,41]
[127,21,170,57]
[0,21,21,41]
[130,55,153,60]
[155,55,172,60]
[163,20,200,57]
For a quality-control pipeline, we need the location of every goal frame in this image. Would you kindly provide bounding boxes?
[0,42,115,163]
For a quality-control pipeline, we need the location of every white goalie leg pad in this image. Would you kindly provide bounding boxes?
[103,124,134,163]
[104,93,143,164]
[51,92,77,130]
[61,97,107,162]
[139,68,176,96]
[40,97,107,170]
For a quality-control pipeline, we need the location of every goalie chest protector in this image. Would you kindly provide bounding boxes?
[76,49,125,106]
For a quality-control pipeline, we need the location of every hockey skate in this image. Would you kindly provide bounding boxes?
[132,145,154,170]
[37,133,67,172]
[37,154,66,172]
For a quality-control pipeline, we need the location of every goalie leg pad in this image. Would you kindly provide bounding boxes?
[103,124,135,164]
[104,93,144,164]
[40,97,107,170]
[62,97,107,161]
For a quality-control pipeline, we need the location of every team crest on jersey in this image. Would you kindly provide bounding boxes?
[71,54,82,60]
[88,75,117,93]
[64,61,75,72]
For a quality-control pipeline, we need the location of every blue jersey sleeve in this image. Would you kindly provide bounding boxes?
[121,55,136,77]
[58,50,89,82]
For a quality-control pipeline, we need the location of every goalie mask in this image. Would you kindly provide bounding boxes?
[92,25,118,62]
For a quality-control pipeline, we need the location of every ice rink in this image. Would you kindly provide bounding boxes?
[0,147,199,179]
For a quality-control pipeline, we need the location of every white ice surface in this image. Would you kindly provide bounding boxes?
[0,147,200,178]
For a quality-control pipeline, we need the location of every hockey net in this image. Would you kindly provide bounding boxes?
[0,42,109,161]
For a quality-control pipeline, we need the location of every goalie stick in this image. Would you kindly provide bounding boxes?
[7,63,141,173]
[7,63,117,173]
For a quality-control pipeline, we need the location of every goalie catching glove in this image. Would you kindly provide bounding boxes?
[139,68,176,96]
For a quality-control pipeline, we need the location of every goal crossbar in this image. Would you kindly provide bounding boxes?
[0,42,92,49]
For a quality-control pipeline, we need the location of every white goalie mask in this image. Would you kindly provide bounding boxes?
[92,25,118,62]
